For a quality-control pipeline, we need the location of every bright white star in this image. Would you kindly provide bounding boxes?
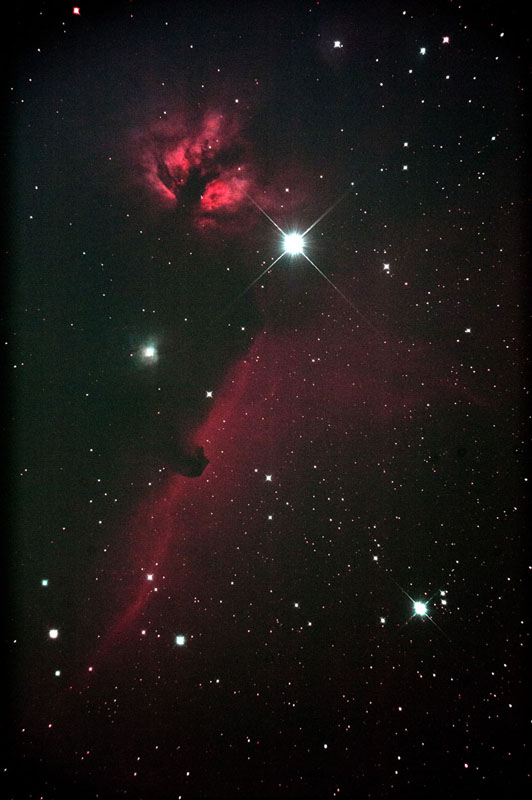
[232,187,384,339]
[413,601,427,616]
[283,232,305,255]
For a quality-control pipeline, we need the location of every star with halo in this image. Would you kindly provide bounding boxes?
[218,187,382,337]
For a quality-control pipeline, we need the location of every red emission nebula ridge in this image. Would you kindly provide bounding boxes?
[137,109,257,229]
[88,320,482,675]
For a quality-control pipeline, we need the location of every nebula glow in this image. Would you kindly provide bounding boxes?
[137,110,256,229]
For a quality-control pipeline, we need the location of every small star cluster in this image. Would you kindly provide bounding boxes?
[6,2,528,799]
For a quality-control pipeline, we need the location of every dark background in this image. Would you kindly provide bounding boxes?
[4,1,530,798]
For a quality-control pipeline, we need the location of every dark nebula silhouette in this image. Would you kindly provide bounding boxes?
[163,444,209,477]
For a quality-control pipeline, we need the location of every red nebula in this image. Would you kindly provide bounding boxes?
[200,171,248,213]
[137,109,256,229]
[86,306,489,676]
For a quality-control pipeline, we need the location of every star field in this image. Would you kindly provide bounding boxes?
[5,1,529,799]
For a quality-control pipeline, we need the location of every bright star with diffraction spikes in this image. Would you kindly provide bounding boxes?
[283,232,305,255]
[218,186,385,338]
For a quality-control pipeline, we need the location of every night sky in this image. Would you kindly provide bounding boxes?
[5,1,530,798]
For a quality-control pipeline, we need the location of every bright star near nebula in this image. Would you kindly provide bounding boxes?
[283,232,305,255]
